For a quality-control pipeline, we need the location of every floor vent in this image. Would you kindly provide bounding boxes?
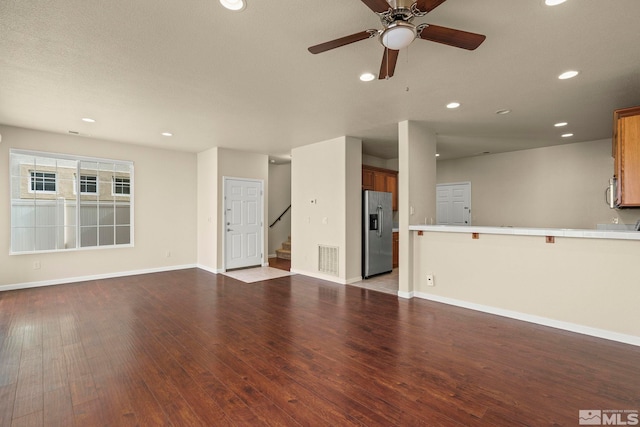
[318,245,339,276]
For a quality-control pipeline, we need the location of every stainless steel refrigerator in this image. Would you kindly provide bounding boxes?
[362,190,393,279]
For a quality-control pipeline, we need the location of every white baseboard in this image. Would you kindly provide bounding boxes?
[413,291,640,347]
[196,264,219,275]
[0,264,198,292]
[397,290,414,299]
[290,268,349,285]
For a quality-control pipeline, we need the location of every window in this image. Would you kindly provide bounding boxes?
[10,149,134,254]
[30,171,57,192]
[80,175,98,194]
[113,177,130,195]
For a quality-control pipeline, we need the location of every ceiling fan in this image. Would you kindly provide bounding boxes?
[308,0,486,79]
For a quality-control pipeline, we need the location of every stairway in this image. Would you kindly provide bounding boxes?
[275,236,291,260]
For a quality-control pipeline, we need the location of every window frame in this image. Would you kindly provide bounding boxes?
[29,171,57,194]
[79,174,98,195]
[10,149,134,255]
[112,177,131,196]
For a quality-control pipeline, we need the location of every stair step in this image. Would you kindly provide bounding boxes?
[276,248,291,260]
[282,241,291,251]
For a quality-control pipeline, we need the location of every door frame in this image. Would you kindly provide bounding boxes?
[222,176,266,271]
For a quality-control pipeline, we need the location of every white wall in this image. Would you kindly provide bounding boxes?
[291,136,362,284]
[0,125,197,288]
[436,139,640,229]
[268,163,291,256]
[412,231,640,342]
[362,154,399,171]
[197,147,269,272]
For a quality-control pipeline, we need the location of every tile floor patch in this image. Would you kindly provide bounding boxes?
[222,267,295,283]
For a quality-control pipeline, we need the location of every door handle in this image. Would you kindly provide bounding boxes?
[227,228,233,232]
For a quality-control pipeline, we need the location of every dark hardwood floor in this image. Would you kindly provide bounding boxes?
[1,269,639,426]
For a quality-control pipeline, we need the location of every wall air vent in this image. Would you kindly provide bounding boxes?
[318,245,339,276]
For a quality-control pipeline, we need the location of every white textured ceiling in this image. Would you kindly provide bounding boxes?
[1,0,639,160]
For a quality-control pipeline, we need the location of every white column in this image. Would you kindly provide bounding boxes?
[398,121,437,297]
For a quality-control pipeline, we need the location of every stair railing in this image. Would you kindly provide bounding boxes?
[269,204,291,228]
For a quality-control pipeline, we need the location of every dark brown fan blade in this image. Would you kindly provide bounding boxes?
[361,0,391,13]
[418,24,486,50]
[379,48,399,79]
[415,0,448,13]
[308,30,376,54]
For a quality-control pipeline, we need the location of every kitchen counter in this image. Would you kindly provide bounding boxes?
[408,225,640,241]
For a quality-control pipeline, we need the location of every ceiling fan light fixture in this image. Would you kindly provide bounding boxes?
[380,22,416,50]
[219,0,245,11]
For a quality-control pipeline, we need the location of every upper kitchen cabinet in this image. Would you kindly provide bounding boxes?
[362,168,375,191]
[613,106,640,207]
[362,165,398,211]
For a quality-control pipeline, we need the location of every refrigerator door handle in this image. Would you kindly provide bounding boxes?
[377,205,383,237]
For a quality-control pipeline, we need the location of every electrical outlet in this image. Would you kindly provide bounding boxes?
[426,274,434,286]
[165,251,171,258]
[33,261,41,270]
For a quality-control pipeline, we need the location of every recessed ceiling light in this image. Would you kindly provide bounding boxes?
[446,102,460,109]
[554,122,568,127]
[558,70,579,80]
[545,0,567,6]
[219,0,245,11]
[496,109,511,115]
[562,133,574,138]
[161,132,173,137]
[435,153,440,157]
[82,117,95,123]
[360,72,375,82]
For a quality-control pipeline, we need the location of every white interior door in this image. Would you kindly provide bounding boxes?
[436,182,471,225]
[224,178,263,270]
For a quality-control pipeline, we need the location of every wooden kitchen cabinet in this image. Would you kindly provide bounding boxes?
[392,231,399,268]
[613,106,640,207]
[362,165,398,211]
[385,173,398,211]
[362,168,375,191]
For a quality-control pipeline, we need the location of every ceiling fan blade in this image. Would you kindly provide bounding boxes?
[418,24,486,50]
[415,0,448,13]
[379,48,399,79]
[360,0,391,13]
[308,30,376,54]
